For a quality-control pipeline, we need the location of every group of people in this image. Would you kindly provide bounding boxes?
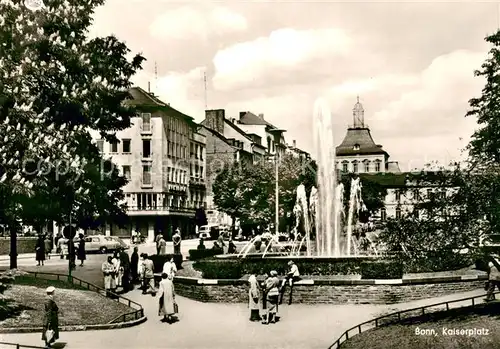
[101,247,132,297]
[155,229,182,255]
[248,261,301,324]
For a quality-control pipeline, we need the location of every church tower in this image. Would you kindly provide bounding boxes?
[353,96,364,128]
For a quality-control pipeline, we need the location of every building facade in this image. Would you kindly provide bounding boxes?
[90,87,206,241]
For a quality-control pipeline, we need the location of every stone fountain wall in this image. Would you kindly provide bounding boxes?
[173,275,486,305]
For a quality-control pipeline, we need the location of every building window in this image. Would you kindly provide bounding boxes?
[142,165,151,185]
[200,147,204,161]
[142,139,151,158]
[122,139,131,153]
[374,160,381,172]
[353,143,360,151]
[122,165,131,180]
[96,139,104,153]
[141,113,151,132]
[110,140,118,153]
[395,190,401,202]
[395,207,401,219]
[413,189,420,201]
[381,208,387,222]
[342,161,348,173]
[352,161,358,173]
[364,160,370,173]
[200,166,204,179]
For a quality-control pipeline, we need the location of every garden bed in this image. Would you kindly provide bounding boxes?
[0,276,133,328]
[340,302,500,349]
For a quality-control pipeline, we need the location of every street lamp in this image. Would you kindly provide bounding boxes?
[268,129,286,236]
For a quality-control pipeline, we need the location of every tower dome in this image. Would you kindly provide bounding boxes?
[352,96,365,128]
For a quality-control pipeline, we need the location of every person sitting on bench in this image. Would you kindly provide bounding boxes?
[279,260,300,305]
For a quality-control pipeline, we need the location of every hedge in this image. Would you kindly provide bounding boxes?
[401,252,473,273]
[360,261,403,279]
[0,237,38,255]
[188,248,223,261]
[149,254,183,273]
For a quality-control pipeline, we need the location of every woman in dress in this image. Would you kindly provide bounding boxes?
[35,235,46,266]
[111,251,123,289]
[102,256,116,298]
[41,286,59,348]
[248,275,261,321]
[262,270,280,324]
[77,234,86,267]
[157,273,177,323]
[158,235,167,255]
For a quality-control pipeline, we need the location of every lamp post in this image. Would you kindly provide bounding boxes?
[268,129,286,236]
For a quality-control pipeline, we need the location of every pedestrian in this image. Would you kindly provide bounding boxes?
[35,235,46,266]
[227,238,237,254]
[111,251,123,290]
[173,228,182,255]
[131,230,137,244]
[157,273,178,323]
[130,247,139,284]
[142,253,156,295]
[77,234,86,267]
[155,233,162,255]
[197,238,206,250]
[42,286,59,348]
[119,247,131,292]
[279,260,301,305]
[162,257,177,279]
[262,270,280,324]
[486,254,500,301]
[158,235,167,255]
[248,275,261,321]
[57,238,66,260]
[102,256,116,298]
[44,235,52,260]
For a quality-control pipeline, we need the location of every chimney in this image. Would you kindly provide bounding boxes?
[148,81,151,93]
[259,113,264,119]
[293,140,296,148]
[204,109,225,135]
[231,118,236,124]
[239,111,246,119]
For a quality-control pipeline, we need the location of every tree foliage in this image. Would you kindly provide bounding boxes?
[0,0,145,229]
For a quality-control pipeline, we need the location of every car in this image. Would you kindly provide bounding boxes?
[74,235,128,253]
[198,224,218,240]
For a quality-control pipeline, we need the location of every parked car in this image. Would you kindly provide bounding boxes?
[74,235,128,253]
[198,224,218,240]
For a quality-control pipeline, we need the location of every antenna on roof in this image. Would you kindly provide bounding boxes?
[154,61,158,93]
[148,81,150,93]
[203,71,208,109]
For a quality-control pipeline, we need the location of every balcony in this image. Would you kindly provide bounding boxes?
[189,177,205,188]
[126,205,195,217]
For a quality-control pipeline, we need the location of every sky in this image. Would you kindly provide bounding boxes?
[89,0,498,172]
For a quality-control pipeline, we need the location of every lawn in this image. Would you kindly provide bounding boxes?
[341,302,500,349]
[0,274,133,328]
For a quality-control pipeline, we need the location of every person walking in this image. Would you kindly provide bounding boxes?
[42,286,59,348]
[248,275,261,321]
[157,273,178,323]
[155,233,162,255]
[162,257,177,279]
[486,254,500,301]
[279,260,301,305]
[262,271,280,324]
[77,234,86,267]
[119,247,131,292]
[173,228,182,255]
[35,235,46,266]
[142,253,156,295]
[158,235,167,255]
[130,247,139,284]
[102,256,116,298]
[44,235,52,260]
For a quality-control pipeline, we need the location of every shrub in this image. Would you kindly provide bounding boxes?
[0,237,38,255]
[149,254,183,273]
[360,260,403,279]
[401,252,473,273]
[188,248,223,261]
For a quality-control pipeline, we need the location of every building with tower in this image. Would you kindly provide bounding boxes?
[336,97,401,174]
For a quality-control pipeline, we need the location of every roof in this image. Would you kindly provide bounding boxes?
[336,127,388,156]
[199,125,238,150]
[238,111,277,128]
[128,86,194,122]
[224,118,254,143]
[349,171,458,188]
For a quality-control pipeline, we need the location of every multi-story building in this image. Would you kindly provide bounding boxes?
[287,139,311,161]
[90,87,206,241]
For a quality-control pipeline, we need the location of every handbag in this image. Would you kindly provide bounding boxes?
[45,329,54,343]
[173,302,178,314]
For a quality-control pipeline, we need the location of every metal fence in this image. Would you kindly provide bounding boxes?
[0,342,45,348]
[328,290,499,349]
[25,271,145,324]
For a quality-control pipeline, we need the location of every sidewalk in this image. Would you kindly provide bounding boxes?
[0,288,486,349]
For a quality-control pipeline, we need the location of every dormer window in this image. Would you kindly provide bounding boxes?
[353,144,360,151]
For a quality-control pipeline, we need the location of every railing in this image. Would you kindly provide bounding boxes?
[0,342,45,348]
[328,290,499,349]
[126,206,195,214]
[25,271,144,325]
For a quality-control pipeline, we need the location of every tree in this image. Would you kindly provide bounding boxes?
[0,0,145,267]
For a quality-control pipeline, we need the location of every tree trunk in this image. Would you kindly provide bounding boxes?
[10,226,17,269]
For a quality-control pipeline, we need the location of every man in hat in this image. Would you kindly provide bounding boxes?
[42,286,59,347]
[279,260,301,305]
[486,254,500,301]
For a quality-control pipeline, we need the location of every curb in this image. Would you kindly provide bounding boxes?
[0,315,148,334]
